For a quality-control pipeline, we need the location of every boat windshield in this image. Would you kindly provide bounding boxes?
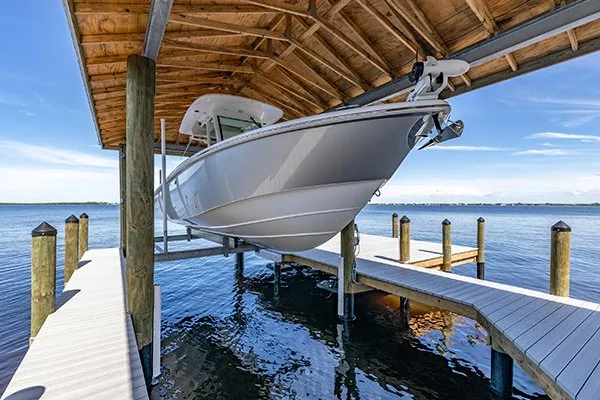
[217,116,261,140]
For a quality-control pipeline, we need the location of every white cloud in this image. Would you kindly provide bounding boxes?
[514,149,569,156]
[0,140,116,168]
[526,132,600,142]
[0,167,119,203]
[377,173,600,203]
[428,145,510,151]
[518,97,600,127]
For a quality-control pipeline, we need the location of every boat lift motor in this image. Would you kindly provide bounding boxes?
[406,57,469,150]
[407,56,470,102]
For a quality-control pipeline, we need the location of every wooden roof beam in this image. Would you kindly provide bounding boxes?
[162,38,345,99]
[553,0,579,51]
[74,4,279,15]
[157,60,254,74]
[323,0,395,79]
[253,70,324,111]
[169,14,366,90]
[293,16,370,91]
[246,0,393,77]
[464,0,519,72]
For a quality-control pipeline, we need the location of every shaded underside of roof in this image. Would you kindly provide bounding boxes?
[64,0,600,150]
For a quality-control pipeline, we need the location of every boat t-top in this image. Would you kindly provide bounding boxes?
[155,57,470,251]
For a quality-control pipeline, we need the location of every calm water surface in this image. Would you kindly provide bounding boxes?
[1,204,599,399]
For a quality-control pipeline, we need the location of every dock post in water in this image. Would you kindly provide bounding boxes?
[339,220,356,321]
[78,213,88,259]
[490,339,513,399]
[550,221,571,297]
[30,222,57,344]
[126,54,156,385]
[442,219,452,272]
[391,213,399,238]
[64,215,79,284]
[119,145,127,255]
[399,215,410,262]
[477,217,485,280]
[234,238,244,269]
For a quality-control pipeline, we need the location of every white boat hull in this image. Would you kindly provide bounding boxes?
[156,100,450,251]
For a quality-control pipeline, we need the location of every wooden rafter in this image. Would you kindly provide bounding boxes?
[246,0,393,77]
[74,4,279,15]
[323,0,395,79]
[553,0,579,51]
[464,0,519,72]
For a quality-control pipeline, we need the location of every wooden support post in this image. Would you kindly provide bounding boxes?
[477,217,485,280]
[490,339,513,399]
[442,219,452,272]
[64,215,79,284]
[78,213,89,259]
[399,215,410,262]
[550,221,571,297]
[119,145,127,255]
[30,222,57,344]
[340,220,356,321]
[274,262,281,284]
[126,54,156,386]
[391,213,399,238]
[234,238,244,269]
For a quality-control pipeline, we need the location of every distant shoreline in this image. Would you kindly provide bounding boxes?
[371,203,600,207]
[0,202,118,206]
[1,202,598,207]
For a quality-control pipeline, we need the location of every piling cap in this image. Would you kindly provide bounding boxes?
[79,213,89,219]
[32,222,57,237]
[442,219,451,225]
[400,215,410,223]
[552,221,571,232]
[65,215,79,224]
[477,217,485,223]
[392,212,398,217]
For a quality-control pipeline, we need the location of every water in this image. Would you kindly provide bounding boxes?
[1,204,599,399]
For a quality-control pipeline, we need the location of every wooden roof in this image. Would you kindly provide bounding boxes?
[63,0,600,151]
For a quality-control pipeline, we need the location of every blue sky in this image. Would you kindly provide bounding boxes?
[0,2,599,203]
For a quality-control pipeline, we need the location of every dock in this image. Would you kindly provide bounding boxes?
[262,232,600,400]
[1,249,147,400]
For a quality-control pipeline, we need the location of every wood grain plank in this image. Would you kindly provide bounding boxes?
[504,302,566,340]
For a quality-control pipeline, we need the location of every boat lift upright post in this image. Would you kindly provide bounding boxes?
[160,118,168,254]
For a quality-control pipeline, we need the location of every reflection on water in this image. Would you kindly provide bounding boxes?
[153,259,548,400]
[4,204,592,398]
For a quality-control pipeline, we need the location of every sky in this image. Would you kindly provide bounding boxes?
[0,2,599,204]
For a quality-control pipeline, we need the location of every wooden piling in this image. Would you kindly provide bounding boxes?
[30,222,57,343]
[550,221,571,297]
[340,220,356,321]
[64,215,79,284]
[399,215,410,262]
[234,238,244,269]
[119,145,127,254]
[477,217,485,280]
[490,338,513,398]
[78,213,88,259]
[442,219,452,272]
[126,54,156,385]
[391,213,399,238]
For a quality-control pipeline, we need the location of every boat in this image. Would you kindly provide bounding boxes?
[155,57,469,251]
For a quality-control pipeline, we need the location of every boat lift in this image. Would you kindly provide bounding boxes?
[154,118,258,263]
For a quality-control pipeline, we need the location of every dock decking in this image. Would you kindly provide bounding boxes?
[1,249,147,400]
[268,234,600,400]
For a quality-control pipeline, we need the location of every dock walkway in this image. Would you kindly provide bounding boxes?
[274,234,600,400]
[1,249,148,400]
